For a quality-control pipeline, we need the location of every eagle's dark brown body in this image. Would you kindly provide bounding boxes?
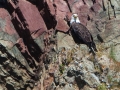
[71,22,97,53]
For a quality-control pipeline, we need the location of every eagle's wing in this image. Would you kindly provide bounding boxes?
[71,23,93,43]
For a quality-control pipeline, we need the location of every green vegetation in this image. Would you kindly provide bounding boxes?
[109,44,120,72]
[97,83,107,90]
[96,44,105,57]
[109,44,116,62]
[66,48,76,65]
[107,75,112,84]
[94,64,102,73]
[66,51,72,65]
[59,64,65,74]
[107,73,120,89]
[110,79,120,89]
[117,81,120,88]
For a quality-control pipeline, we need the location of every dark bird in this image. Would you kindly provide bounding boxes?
[70,14,97,54]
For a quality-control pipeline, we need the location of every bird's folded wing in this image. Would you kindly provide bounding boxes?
[71,23,92,43]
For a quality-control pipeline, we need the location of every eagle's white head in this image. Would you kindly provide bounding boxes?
[70,14,80,24]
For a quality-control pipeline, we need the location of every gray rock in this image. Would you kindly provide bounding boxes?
[46,82,56,90]
[67,69,76,77]
[59,78,66,87]
[64,84,74,90]
[83,72,100,87]
[54,71,60,85]
[64,76,75,84]
[34,33,45,52]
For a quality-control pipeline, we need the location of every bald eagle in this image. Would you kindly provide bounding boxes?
[70,14,97,54]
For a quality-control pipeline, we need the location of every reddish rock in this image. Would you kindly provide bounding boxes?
[5,16,17,35]
[40,0,70,32]
[68,0,90,25]
[55,15,69,32]
[66,12,72,21]
[7,0,108,37]
[18,0,46,31]
[1,0,120,90]
[38,0,57,30]
[55,0,71,32]
[67,0,103,27]
[91,1,102,14]
[0,8,18,36]
[43,76,54,90]
[79,5,90,25]
[44,0,70,32]
[8,0,47,39]
[46,0,56,16]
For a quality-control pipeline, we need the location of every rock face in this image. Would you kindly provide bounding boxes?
[0,0,120,90]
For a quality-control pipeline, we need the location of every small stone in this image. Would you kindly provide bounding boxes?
[59,78,66,87]
[64,76,75,84]
[64,84,74,90]
[74,60,79,66]
[34,83,38,86]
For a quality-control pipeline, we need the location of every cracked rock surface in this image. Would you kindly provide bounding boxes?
[0,0,120,90]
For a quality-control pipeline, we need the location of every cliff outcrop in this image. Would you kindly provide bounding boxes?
[0,0,120,90]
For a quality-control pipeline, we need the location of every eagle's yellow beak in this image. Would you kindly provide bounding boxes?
[73,15,78,22]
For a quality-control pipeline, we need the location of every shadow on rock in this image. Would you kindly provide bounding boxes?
[75,76,86,89]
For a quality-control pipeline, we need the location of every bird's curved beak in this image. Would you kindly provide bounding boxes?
[73,15,77,22]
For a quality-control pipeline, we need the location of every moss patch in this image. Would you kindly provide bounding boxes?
[59,64,65,74]
[97,83,107,90]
